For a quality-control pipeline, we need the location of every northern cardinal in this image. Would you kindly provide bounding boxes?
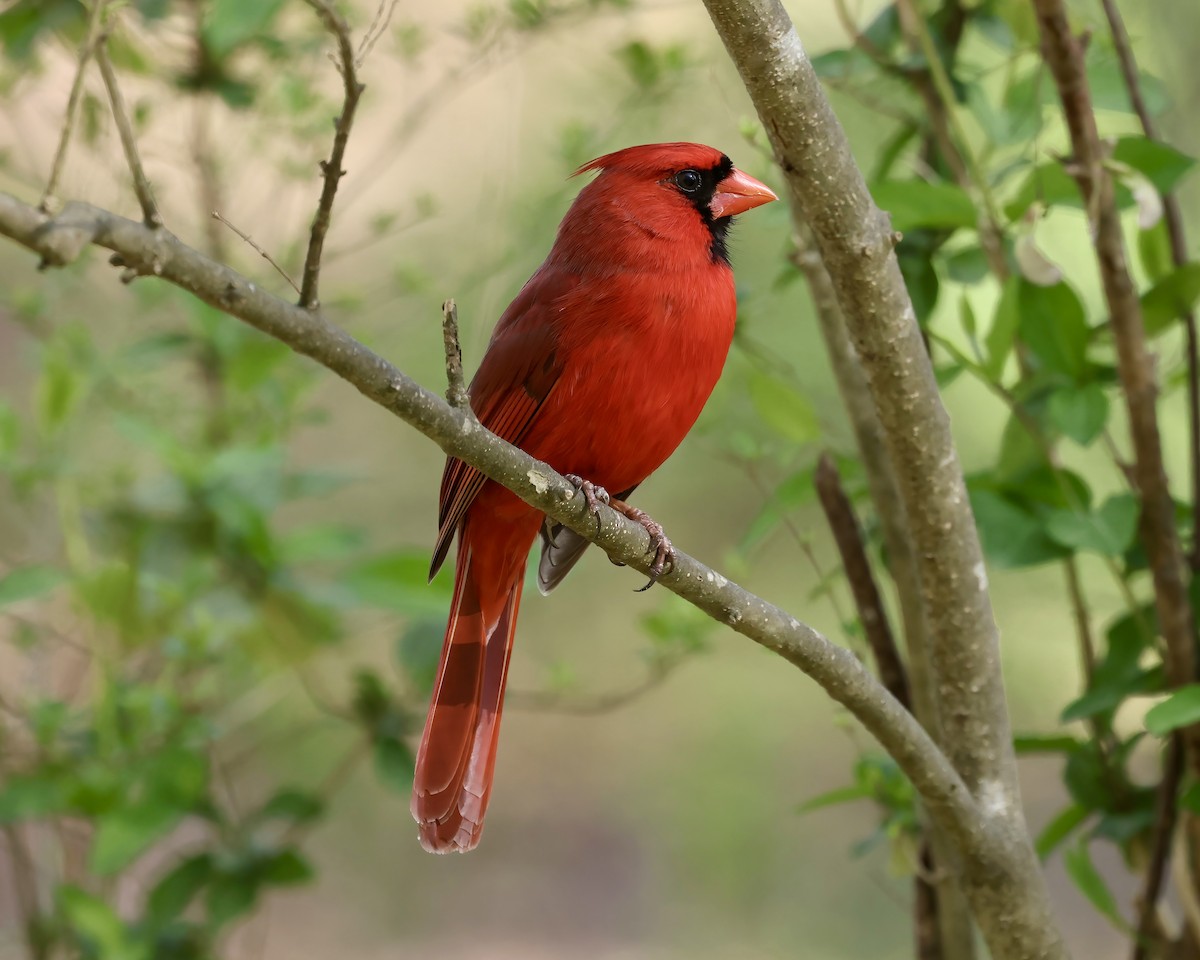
[412,142,776,852]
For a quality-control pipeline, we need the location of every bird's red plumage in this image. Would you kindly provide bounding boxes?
[412,142,775,852]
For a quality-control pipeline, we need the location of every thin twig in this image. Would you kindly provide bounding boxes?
[356,0,400,66]
[212,210,301,295]
[94,35,161,227]
[893,0,1007,280]
[508,658,684,715]
[1,825,40,954]
[40,0,107,212]
[813,453,910,708]
[1099,0,1200,572]
[299,0,365,309]
[1034,0,1195,708]
[441,299,468,408]
[1133,736,1183,960]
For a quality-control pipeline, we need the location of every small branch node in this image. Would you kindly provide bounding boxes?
[441,299,469,409]
[95,30,161,228]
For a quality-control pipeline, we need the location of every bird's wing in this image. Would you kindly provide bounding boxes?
[429,270,573,580]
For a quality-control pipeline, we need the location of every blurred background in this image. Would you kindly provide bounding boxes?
[1,0,1198,957]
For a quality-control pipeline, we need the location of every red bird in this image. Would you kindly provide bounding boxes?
[412,142,776,852]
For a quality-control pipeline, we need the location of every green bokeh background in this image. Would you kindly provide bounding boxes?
[2,0,1199,956]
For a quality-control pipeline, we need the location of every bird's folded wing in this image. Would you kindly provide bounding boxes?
[429,309,564,580]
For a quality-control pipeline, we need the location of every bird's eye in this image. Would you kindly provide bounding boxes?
[674,169,703,193]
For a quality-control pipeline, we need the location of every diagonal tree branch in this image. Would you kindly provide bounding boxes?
[0,190,993,865]
[701,0,1065,956]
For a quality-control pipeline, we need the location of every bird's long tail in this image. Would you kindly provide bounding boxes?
[411,512,536,853]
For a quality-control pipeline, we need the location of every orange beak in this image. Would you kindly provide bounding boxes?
[710,168,778,219]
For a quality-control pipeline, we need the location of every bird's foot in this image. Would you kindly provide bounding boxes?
[608,499,675,592]
[564,474,610,534]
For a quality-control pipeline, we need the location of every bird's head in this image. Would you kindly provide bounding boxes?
[558,142,777,270]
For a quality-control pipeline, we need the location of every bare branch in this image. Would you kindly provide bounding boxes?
[1133,736,1184,960]
[508,658,683,715]
[94,35,161,227]
[0,190,997,871]
[356,0,400,67]
[1099,0,1200,572]
[299,0,365,309]
[440,299,468,408]
[211,210,301,295]
[1032,0,1194,704]
[814,453,909,709]
[40,0,108,213]
[702,0,1065,955]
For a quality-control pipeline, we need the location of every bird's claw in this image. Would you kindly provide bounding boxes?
[565,474,610,534]
[610,502,675,592]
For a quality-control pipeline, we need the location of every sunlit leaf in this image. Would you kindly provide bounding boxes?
[1108,136,1195,194]
[1017,279,1091,381]
[1145,685,1200,736]
[1045,495,1138,556]
[1063,840,1130,932]
[871,180,977,232]
[1140,263,1200,337]
[970,489,1067,568]
[1047,384,1109,446]
[1036,803,1088,859]
[747,371,819,444]
[0,565,66,607]
[91,803,184,875]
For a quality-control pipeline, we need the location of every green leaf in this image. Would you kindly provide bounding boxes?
[1145,685,1200,735]
[91,803,184,875]
[1005,162,1081,220]
[277,524,365,564]
[797,784,871,814]
[1047,384,1109,446]
[206,874,257,929]
[261,849,313,886]
[203,0,286,57]
[1036,803,1088,859]
[0,774,65,822]
[58,886,136,959]
[146,854,213,923]
[970,489,1067,569]
[747,371,819,444]
[256,789,324,825]
[1138,220,1174,283]
[341,549,453,616]
[1014,734,1082,755]
[1045,495,1139,556]
[871,180,978,231]
[1018,280,1091,381]
[396,619,444,696]
[740,466,817,550]
[0,565,66,607]
[374,737,414,792]
[946,246,990,285]
[1063,839,1130,931]
[1111,136,1197,194]
[1140,263,1200,337]
[985,276,1021,379]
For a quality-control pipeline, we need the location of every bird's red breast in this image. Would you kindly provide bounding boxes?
[414,143,776,852]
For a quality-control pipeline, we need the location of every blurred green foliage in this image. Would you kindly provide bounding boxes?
[2,0,1199,953]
